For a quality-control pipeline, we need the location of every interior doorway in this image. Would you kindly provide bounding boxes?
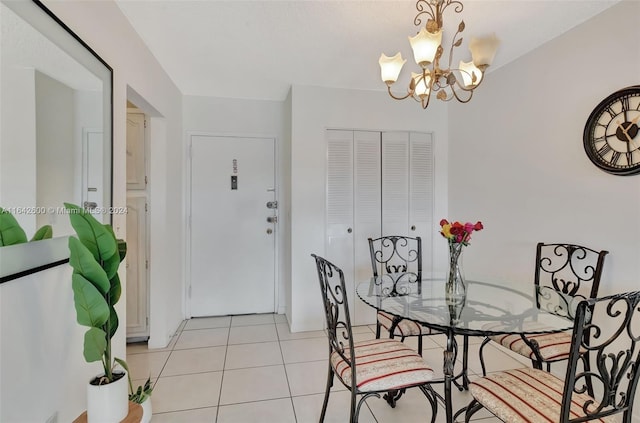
[125,100,150,341]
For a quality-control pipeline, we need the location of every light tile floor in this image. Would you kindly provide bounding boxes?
[127,313,535,422]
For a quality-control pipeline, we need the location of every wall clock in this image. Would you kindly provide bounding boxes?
[583,85,640,175]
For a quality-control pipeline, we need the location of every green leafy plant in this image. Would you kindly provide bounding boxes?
[66,202,127,384]
[114,358,153,404]
[0,207,52,246]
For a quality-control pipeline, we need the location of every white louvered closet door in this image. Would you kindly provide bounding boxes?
[353,131,381,325]
[326,129,434,325]
[326,130,356,319]
[381,131,434,277]
[409,132,434,274]
[382,132,410,236]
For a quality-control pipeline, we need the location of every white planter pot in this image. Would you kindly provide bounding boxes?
[140,397,152,423]
[86,372,128,423]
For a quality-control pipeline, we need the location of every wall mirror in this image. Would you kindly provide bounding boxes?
[0,0,112,282]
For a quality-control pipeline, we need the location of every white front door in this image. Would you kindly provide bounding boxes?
[189,135,276,316]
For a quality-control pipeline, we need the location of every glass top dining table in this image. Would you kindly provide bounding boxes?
[356,275,575,423]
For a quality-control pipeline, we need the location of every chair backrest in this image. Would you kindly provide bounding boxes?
[368,235,422,277]
[561,291,640,422]
[534,242,608,318]
[368,236,422,297]
[311,254,356,388]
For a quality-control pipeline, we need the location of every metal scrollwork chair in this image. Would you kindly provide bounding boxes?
[368,236,437,356]
[479,242,608,375]
[311,254,438,423]
[466,290,640,423]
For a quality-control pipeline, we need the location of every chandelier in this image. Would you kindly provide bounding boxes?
[379,0,499,109]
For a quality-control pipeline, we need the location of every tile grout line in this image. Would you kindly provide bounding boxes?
[214,322,231,423]
[275,320,299,422]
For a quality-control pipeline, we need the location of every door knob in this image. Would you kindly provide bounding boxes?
[267,216,278,223]
[411,225,416,231]
[266,228,273,234]
[347,228,352,233]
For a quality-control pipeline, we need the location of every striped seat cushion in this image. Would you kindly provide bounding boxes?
[470,368,617,422]
[378,311,435,337]
[330,338,434,392]
[484,322,572,362]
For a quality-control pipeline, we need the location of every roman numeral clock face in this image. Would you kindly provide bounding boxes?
[584,86,640,175]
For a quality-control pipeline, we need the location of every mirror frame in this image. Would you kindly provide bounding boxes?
[0,0,113,283]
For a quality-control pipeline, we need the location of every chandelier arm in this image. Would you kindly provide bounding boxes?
[387,85,416,101]
[419,89,433,109]
[414,0,436,27]
[448,26,464,70]
[413,91,431,109]
[441,0,464,16]
[453,67,487,92]
[450,84,474,103]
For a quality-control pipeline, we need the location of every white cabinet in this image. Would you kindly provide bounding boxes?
[126,112,146,190]
[126,194,148,338]
[125,109,149,340]
[325,130,434,325]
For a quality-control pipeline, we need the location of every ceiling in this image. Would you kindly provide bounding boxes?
[115,0,622,101]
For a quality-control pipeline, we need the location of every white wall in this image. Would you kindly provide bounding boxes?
[0,0,184,421]
[182,95,289,314]
[449,4,640,416]
[289,85,449,331]
[448,0,640,296]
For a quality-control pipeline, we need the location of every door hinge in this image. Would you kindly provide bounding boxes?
[145,202,148,212]
[145,175,148,185]
[145,259,148,269]
[188,285,192,298]
[144,119,147,128]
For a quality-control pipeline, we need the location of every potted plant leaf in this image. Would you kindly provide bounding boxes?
[65,202,129,422]
[115,359,153,423]
[0,207,52,245]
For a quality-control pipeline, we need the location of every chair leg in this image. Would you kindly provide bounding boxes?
[461,335,470,390]
[418,335,423,356]
[349,389,357,423]
[320,362,334,422]
[375,320,382,339]
[546,361,551,372]
[478,337,491,376]
[354,393,380,423]
[464,399,485,422]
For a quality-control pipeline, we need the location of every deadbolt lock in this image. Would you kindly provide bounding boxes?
[267,216,278,223]
[266,201,278,209]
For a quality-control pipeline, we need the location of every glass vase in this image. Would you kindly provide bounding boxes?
[446,243,467,307]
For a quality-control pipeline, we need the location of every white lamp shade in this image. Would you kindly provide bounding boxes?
[411,72,431,97]
[409,28,442,67]
[379,52,406,83]
[469,33,500,67]
[459,60,483,87]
